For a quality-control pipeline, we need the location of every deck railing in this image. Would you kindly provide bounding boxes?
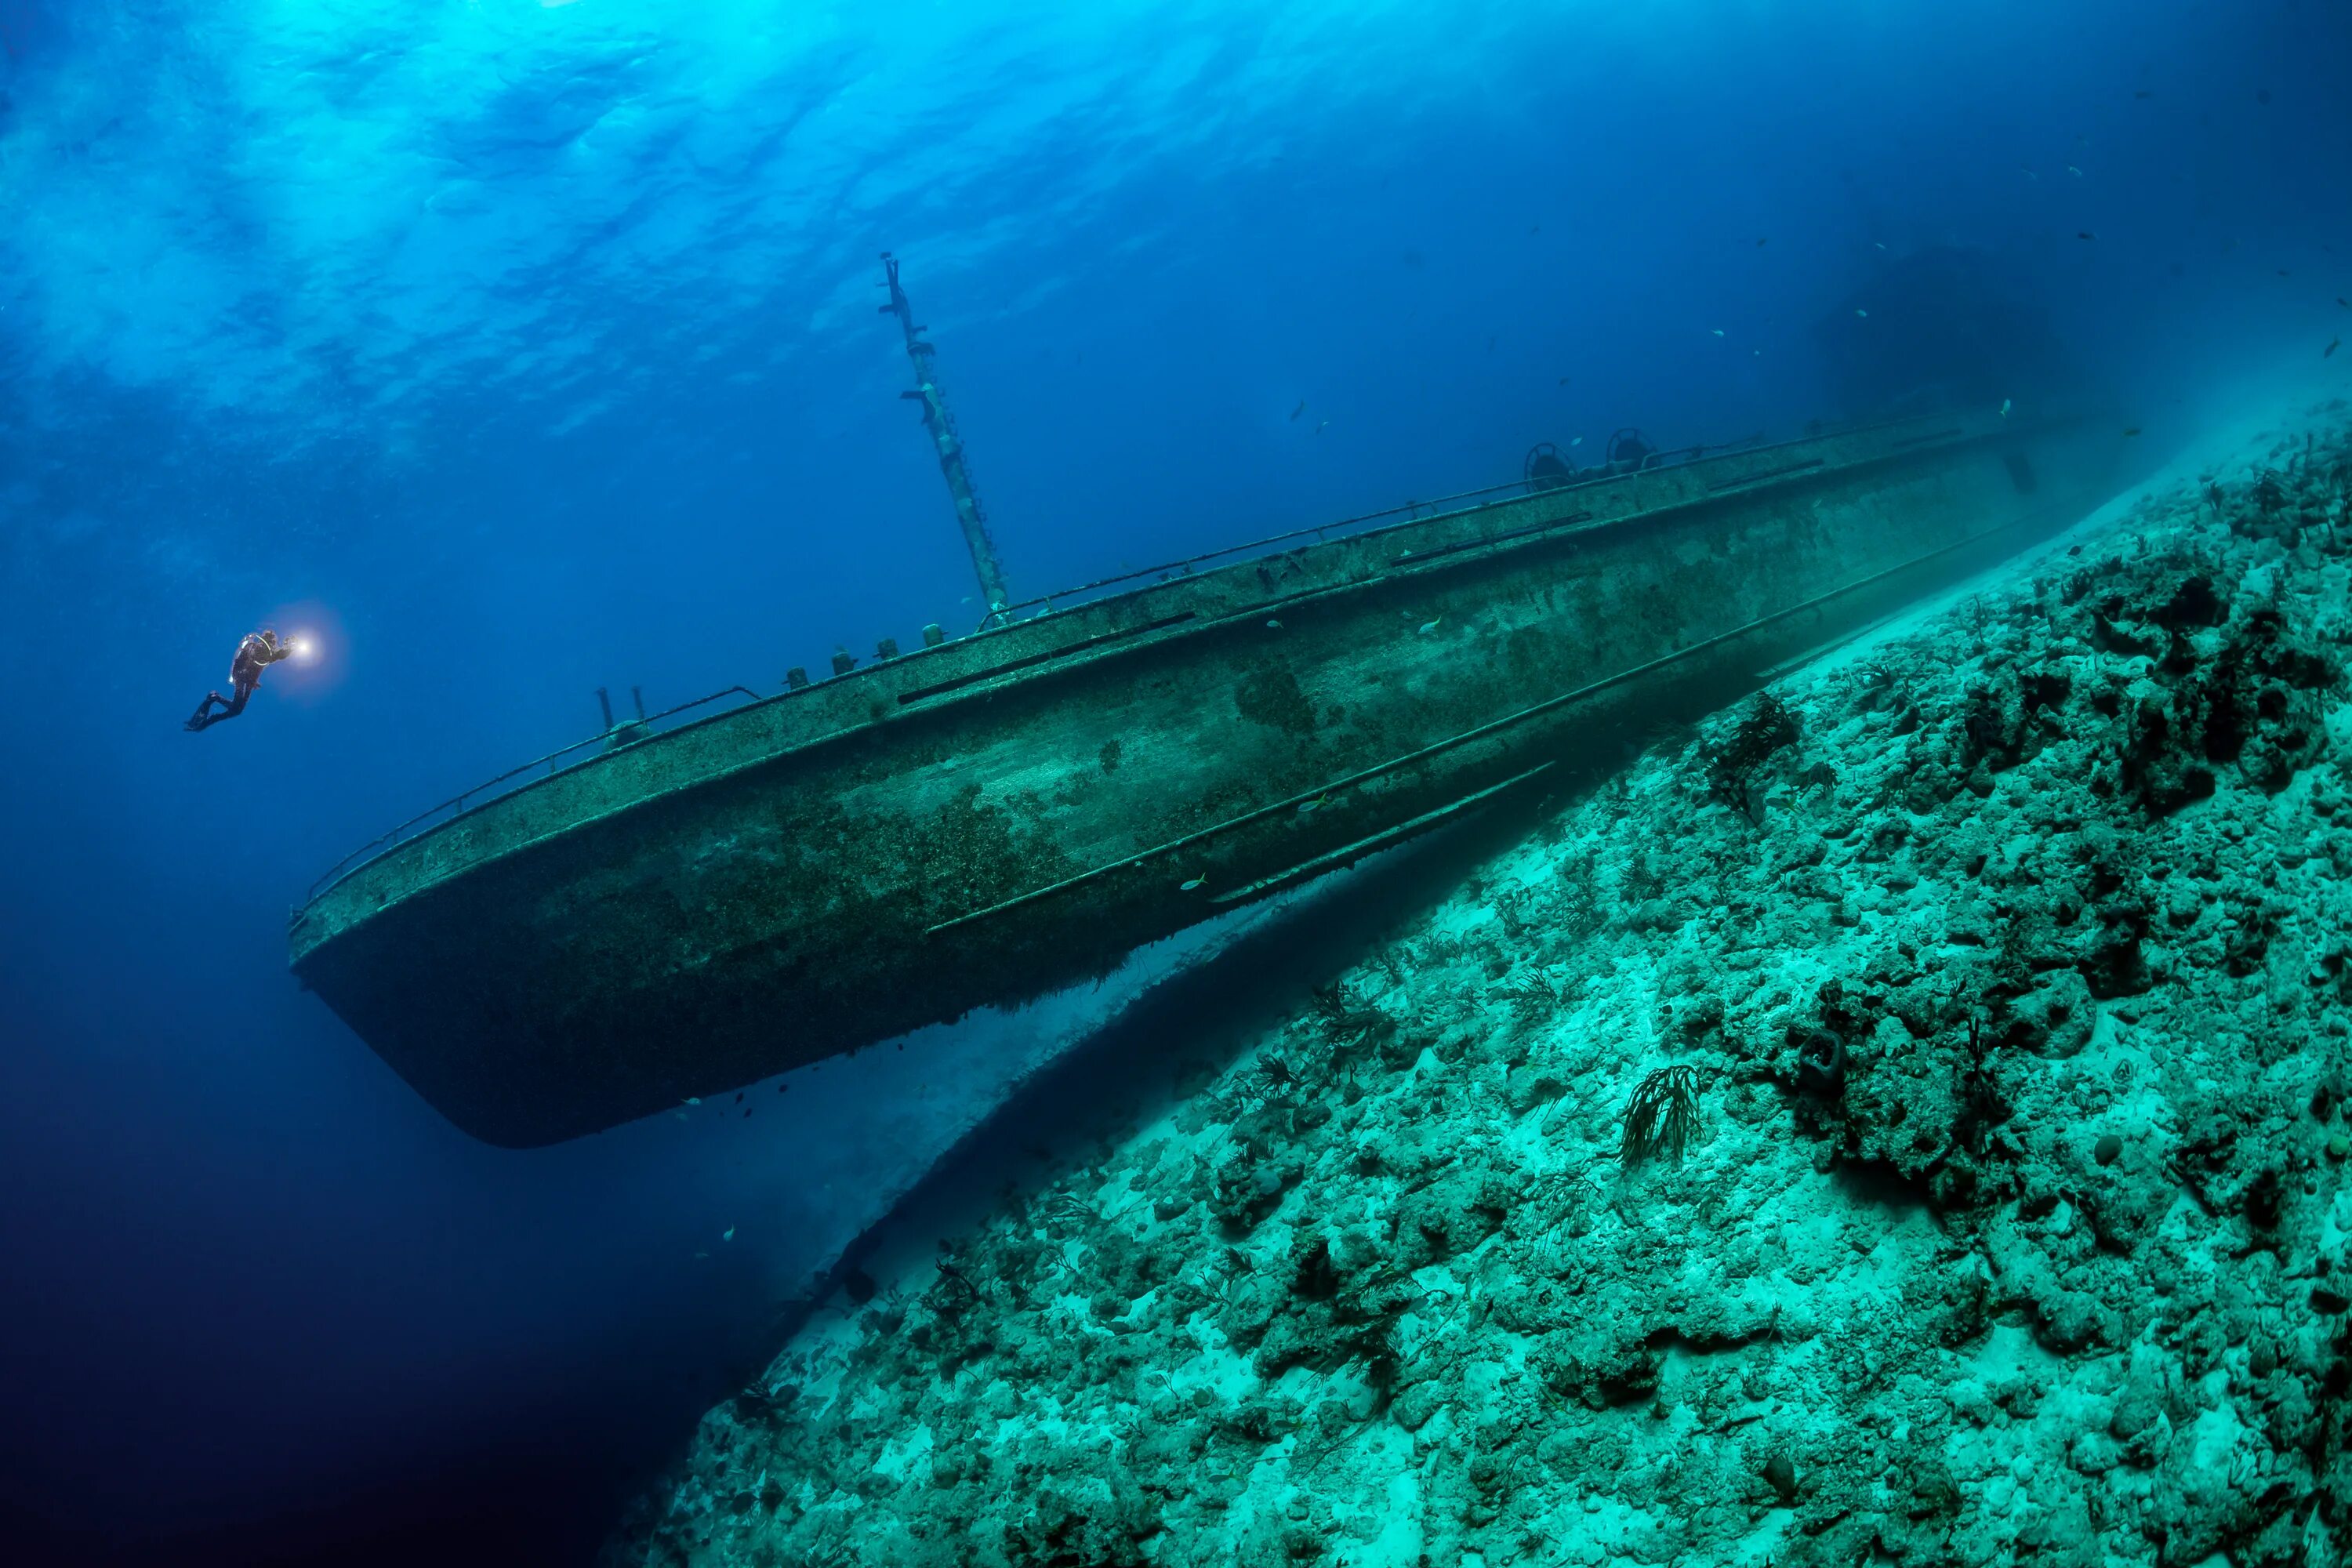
[296,418,1910,912]
[301,685,764,903]
[989,437,1752,622]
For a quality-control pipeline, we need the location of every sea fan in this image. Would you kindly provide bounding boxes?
[1705,691,1799,824]
[1621,1064,1703,1168]
[2255,469,2288,521]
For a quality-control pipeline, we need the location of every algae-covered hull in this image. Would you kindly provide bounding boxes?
[290,408,2121,1145]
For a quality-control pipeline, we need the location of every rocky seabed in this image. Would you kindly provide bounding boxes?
[612,399,2352,1568]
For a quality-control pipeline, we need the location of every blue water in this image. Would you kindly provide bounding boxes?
[2,1,2347,1561]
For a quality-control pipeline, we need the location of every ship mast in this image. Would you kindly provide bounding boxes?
[879,252,1012,626]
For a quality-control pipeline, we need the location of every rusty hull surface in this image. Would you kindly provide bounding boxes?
[290,408,2120,1145]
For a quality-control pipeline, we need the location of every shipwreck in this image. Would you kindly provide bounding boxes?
[289,257,2124,1145]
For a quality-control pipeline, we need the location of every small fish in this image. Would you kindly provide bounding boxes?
[2078,231,2096,241]
[1855,308,1869,318]
[1569,436,1582,446]
[1289,400,1305,422]
[1417,617,1442,634]
[1265,618,1283,629]
[1711,328,1725,338]
[2067,165,2082,178]
[1874,241,1888,250]
[1756,237,1768,247]
[1180,877,1205,891]
[2339,298,2350,309]
[673,1111,688,1121]
[734,1092,743,1103]
[722,1227,735,1242]
[2134,89,2152,100]
[2000,398,2013,418]
[1315,419,1330,434]
[682,1096,701,1105]
[2328,338,2342,359]
[2021,168,2038,181]
[693,1250,709,1260]
[1556,376,1569,385]
[2122,426,2142,437]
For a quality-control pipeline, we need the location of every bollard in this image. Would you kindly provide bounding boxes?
[786,666,809,691]
[876,637,900,661]
[922,623,945,648]
[830,648,856,677]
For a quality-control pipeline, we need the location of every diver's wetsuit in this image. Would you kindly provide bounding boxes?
[186,632,292,732]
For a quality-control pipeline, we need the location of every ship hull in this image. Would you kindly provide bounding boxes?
[291,409,2121,1145]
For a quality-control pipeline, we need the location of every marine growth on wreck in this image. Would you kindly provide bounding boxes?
[612,403,2352,1568]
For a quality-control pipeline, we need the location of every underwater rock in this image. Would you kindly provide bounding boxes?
[608,404,2352,1568]
[2009,968,2097,1058]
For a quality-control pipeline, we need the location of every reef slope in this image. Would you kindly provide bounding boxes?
[612,399,2352,1568]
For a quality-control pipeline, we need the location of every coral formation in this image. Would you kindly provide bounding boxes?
[609,405,2352,1568]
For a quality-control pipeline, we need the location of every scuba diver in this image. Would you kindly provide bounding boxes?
[185,628,296,732]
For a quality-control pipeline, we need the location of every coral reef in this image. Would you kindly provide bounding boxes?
[609,405,2352,1568]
